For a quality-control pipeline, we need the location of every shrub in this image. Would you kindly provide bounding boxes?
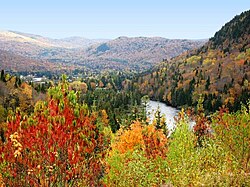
[213,104,250,172]
[0,79,110,186]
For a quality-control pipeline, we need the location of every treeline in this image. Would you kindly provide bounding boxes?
[0,69,147,133]
[210,10,250,51]
[79,72,145,132]
[81,88,143,132]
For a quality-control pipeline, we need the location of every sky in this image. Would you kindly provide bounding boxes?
[0,0,249,39]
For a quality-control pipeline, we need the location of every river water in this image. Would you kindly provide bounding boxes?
[146,100,179,131]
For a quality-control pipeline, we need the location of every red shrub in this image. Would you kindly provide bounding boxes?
[0,82,109,186]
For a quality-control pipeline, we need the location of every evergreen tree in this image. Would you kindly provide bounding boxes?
[205,76,210,90]
[0,70,5,82]
[155,106,162,130]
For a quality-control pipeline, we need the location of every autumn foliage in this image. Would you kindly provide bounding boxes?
[111,121,168,158]
[213,105,250,172]
[0,78,110,186]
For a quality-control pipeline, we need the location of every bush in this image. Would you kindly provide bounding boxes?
[213,104,250,173]
[0,79,110,186]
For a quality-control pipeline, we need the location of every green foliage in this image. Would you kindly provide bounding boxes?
[167,116,250,186]
[0,105,6,123]
[167,120,199,185]
[213,103,250,171]
[205,76,210,90]
[105,150,168,187]
[236,52,246,60]
[81,88,143,132]
[211,10,250,49]
[0,70,5,82]
[105,103,250,186]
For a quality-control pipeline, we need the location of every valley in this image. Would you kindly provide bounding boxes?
[0,31,205,73]
[0,6,249,187]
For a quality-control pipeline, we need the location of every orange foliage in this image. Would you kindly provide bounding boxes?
[112,121,168,158]
[0,173,4,187]
[142,125,168,158]
[113,121,144,154]
[236,59,245,65]
[90,82,96,90]
[98,80,104,88]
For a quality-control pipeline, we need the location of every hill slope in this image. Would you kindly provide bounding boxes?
[133,10,250,112]
[0,49,50,72]
[0,49,78,73]
[83,37,205,71]
[0,31,205,73]
[0,31,107,49]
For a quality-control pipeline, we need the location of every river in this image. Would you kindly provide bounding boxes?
[146,100,179,131]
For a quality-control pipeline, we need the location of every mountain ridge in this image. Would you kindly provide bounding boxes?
[0,30,206,73]
[0,30,109,49]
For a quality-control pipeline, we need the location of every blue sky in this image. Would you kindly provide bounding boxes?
[0,0,249,39]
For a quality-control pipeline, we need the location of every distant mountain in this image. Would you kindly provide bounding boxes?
[0,30,206,73]
[132,10,250,112]
[83,36,205,71]
[0,31,108,49]
[0,49,51,72]
[55,37,109,49]
[0,49,80,73]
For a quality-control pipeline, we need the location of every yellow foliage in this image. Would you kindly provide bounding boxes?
[18,83,33,112]
[207,50,215,58]
[235,52,246,60]
[20,82,32,99]
[106,83,113,89]
[101,110,109,126]
[246,48,250,57]
[203,58,216,65]
[224,97,235,105]
[9,132,22,158]
[186,55,201,64]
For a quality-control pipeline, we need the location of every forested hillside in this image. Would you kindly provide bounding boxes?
[83,37,205,71]
[132,10,250,112]
[0,49,57,72]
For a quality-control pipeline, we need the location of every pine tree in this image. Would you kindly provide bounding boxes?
[205,76,210,90]
[0,70,5,82]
